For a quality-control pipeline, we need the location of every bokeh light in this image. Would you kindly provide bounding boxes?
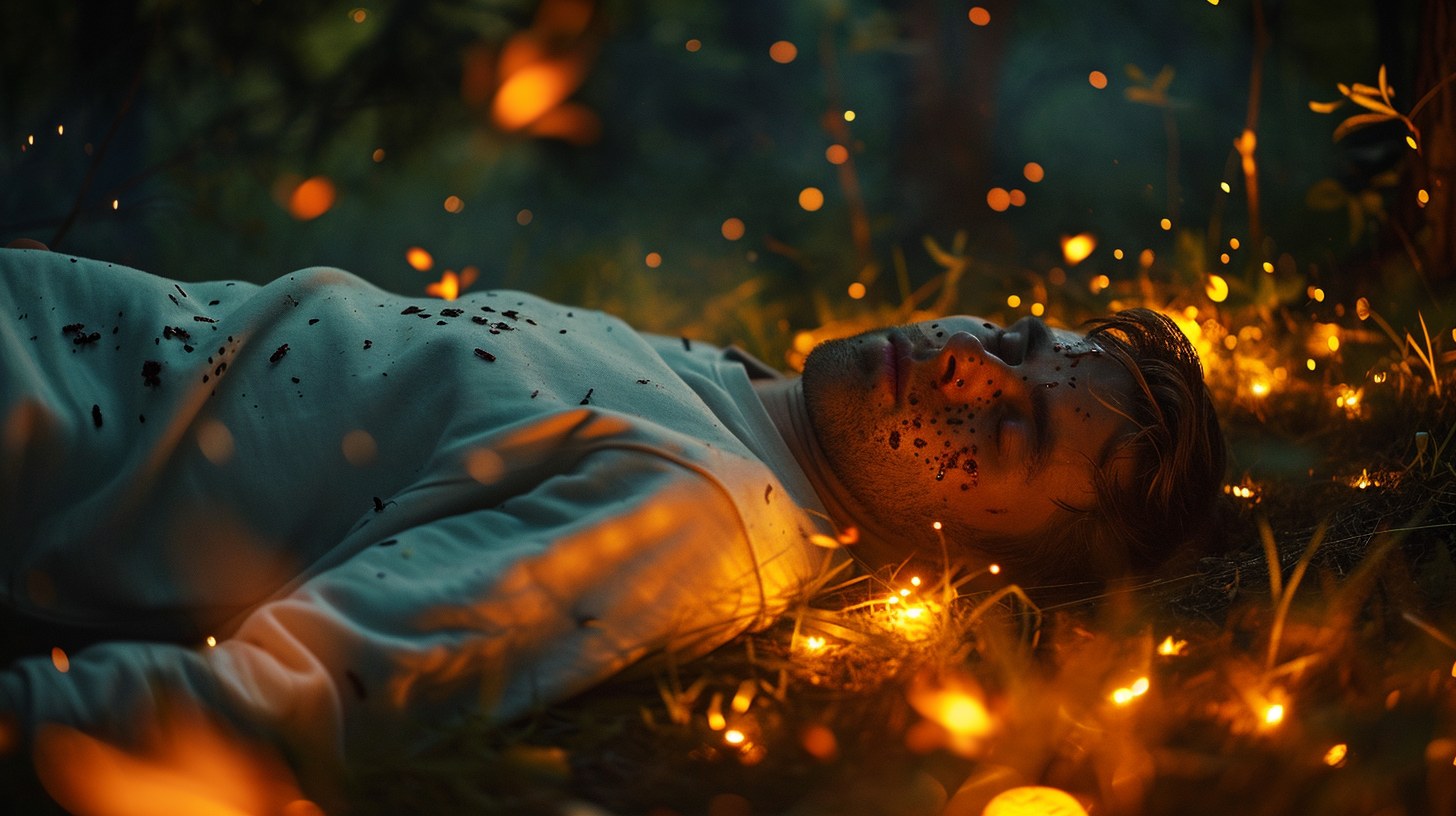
[769,41,797,63]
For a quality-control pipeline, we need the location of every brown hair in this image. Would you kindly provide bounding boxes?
[956,308,1227,596]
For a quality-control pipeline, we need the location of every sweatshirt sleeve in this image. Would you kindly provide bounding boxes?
[1,444,775,791]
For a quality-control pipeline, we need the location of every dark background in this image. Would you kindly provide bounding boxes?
[1,0,1445,366]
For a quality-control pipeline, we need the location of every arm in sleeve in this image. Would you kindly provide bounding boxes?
[1,446,782,794]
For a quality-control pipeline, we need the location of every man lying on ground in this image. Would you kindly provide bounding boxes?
[0,242,1224,803]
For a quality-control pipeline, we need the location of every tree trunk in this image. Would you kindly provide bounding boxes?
[1399,0,1456,282]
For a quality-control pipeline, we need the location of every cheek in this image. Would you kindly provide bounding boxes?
[873,403,983,492]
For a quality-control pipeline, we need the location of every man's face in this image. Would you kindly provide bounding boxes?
[800,315,1140,563]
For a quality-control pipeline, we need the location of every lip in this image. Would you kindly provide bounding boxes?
[885,333,912,403]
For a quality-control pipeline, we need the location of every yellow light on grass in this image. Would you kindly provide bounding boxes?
[1157,636,1187,655]
[1408,135,1419,150]
[1113,248,1123,260]
[1160,218,1172,230]
[984,788,1088,816]
[1251,380,1270,396]
[406,247,433,271]
[1130,677,1150,695]
[1221,181,1231,192]
[707,693,726,730]
[1112,688,1134,705]
[1030,302,1044,316]
[1206,274,1229,302]
[803,636,826,651]
[769,41,797,63]
[799,187,824,211]
[910,576,921,586]
[1418,189,1430,206]
[112,200,119,210]
[1327,335,1340,352]
[968,7,991,25]
[724,729,745,745]
[1263,261,1275,273]
[1230,238,1240,249]
[1089,71,1107,89]
[1220,253,1230,264]
[1090,274,1110,294]
[1264,704,1285,725]
[721,217,745,240]
[1307,358,1317,371]
[1325,744,1348,766]
[1006,294,1021,308]
[1061,233,1096,265]
[988,564,1001,575]
[843,110,855,121]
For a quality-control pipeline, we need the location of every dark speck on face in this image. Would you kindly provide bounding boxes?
[888,430,900,450]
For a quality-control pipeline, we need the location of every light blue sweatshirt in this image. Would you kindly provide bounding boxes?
[0,249,834,793]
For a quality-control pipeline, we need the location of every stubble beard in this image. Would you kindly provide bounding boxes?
[801,334,926,535]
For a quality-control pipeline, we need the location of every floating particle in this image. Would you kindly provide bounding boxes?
[270,344,289,363]
[474,348,496,362]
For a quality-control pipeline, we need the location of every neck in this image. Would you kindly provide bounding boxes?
[752,378,886,544]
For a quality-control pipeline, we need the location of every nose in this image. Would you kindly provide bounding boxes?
[935,331,1029,404]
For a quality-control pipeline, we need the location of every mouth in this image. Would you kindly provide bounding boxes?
[884,332,912,403]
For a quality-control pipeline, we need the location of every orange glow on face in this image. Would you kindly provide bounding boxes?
[986,188,1011,212]
[968,7,991,25]
[825,144,849,164]
[287,176,336,221]
[769,41,798,63]
[1089,71,1108,89]
[492,62,578,131]
[1060,233,1096,265]
[799,187,825,211]
[721,217,746,240]
[1023,162,1044,182]
[406,247,433,271]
